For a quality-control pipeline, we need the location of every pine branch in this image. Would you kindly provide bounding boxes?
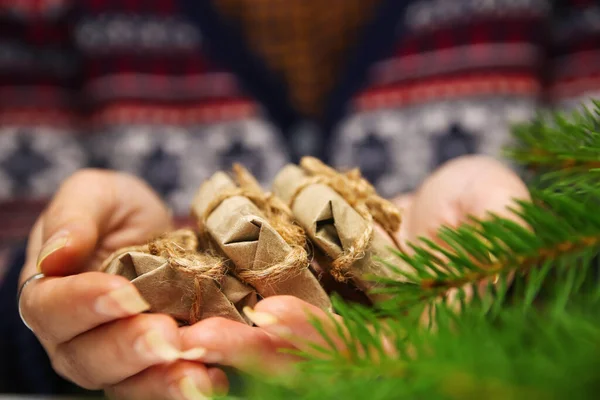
[371,184,600,315]
[241,296,600,400]
[505,101,600,172]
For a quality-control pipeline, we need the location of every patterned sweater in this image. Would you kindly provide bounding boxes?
[0,0,599,395]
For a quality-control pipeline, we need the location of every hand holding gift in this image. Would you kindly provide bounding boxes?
[102,229,257,325]
[18,156,530,399]
[101,158,407,323]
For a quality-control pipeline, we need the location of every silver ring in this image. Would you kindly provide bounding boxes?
[17,272,45,331]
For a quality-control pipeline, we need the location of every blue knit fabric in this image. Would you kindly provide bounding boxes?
[0,244,95,395]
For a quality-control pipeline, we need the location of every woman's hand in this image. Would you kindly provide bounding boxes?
[18,169,228,399]
[397,155,530,251]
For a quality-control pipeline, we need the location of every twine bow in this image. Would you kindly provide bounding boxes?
[289,157,402,281]
[147,229,227,324]
[198,164,310,286]
[300,157,402,234]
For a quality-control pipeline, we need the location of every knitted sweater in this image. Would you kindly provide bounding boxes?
[1,0,598,394]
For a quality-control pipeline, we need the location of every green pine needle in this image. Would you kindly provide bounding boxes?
[369,181,600,318]
[505,101,600,172]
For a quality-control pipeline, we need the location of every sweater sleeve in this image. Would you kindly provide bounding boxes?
[0,243,97,396]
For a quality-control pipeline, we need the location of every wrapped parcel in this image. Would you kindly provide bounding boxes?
[272,157,406,302]
[102,229,256,325]
[192,165,331,311]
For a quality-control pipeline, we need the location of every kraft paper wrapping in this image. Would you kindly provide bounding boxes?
[191,170,331,311]
[272,163,405,302]
[102,229,256,325]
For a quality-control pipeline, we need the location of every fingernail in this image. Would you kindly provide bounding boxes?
[199,350,223,364]
[169,377,211,400]
[36,231,70,272]
[243,306,278,326]
[134,330,208,363]
[179,347,207,360]
[95,285,150,317]
[243,307,292,336]
[179,347,221,364]
[134,330,180,362]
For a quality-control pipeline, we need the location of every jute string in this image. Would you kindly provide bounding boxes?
[197,164,310,286]
[103,229,227,324]
[149,231,226,324]
[287,156,402,282]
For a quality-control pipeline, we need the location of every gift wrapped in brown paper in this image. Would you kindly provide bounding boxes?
[101,229,257,325]
[191,164,331,311]
[272,157,407,302]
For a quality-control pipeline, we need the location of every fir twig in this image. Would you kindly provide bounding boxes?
[505,101,600,172]
[371,184,600,315]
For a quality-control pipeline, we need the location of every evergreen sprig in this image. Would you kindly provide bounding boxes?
[372,183,600,317]
[243,300,600,400]
[506,101,600,172]
[232,102,600,399]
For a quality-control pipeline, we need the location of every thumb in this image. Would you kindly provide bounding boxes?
[245,296,345,356]
[36,169,119,276]
[399,155,530,249]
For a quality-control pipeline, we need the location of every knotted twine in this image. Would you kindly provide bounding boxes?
[287,156,403,282]
[101,229,227,324]
[197,164,310,287]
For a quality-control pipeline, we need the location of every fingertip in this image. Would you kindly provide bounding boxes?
[254,295,317,316]
[253,296,339,330]
[465,169,531,224]
[180,317,276,364]
[36,230,70,274]
[166,362,214,399]
[93,276,150,317]
[109,361,217,400]
[206,368,229,396]
[39,221,98,276]
[136,313,182,346]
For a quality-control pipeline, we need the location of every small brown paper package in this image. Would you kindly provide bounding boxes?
[102,229,257,325]
[272,157,407,302]
[191,165,332,311]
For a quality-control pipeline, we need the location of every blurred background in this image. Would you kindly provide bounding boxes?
[0,0,598,282]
